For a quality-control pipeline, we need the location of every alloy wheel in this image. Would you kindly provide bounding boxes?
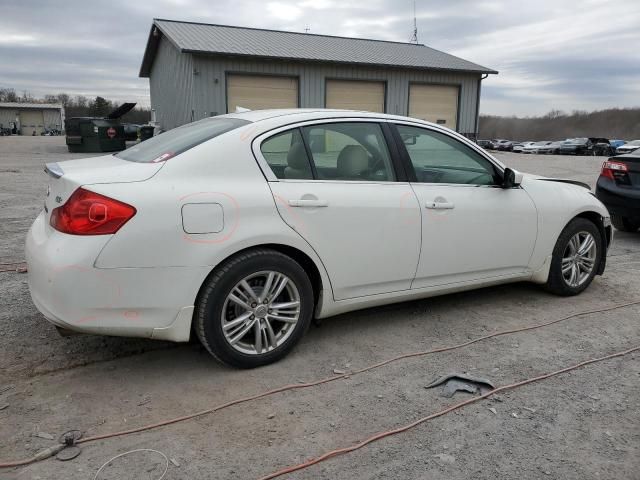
[221,271,301,355]
[561,231,597,287]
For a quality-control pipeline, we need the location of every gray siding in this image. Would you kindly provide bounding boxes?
[152,46,481,135]
[43,109,63,129]
[149,37,195,130]
[0,108,16,128]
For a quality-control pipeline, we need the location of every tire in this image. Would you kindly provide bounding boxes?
[611,215,640,232]
[195,249,314,368]
[545,218,602,296]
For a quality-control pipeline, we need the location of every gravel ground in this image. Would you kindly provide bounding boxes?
[0,136,639,480]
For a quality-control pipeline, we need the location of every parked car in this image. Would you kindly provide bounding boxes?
[477,139,492,149]
[593,139,615,157]
[559,138,611,156]
[26,109,612,367]
[595,149,640,232]
[488,139,502,149]
[496,140,515,151]
[538,141,564,155]
[616,139,640,155]
[512,141,534,153]
[523,141,553,154]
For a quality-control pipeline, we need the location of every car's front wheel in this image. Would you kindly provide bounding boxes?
[611,214,640,233]
[195,249,314,368]
[546,218,602,296]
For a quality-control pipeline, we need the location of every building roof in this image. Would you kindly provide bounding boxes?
[0,102,63,110]
[139,19,497,77]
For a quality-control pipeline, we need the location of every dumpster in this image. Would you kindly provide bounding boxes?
[65,103,136,153]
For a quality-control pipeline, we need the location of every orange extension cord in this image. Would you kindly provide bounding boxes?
[0,300,639,470]
[258,344,640,479]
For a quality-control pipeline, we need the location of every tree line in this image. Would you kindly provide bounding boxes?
[0,88,151,124]
[479,108,640,141]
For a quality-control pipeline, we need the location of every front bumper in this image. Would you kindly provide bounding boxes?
[26,211,205,342]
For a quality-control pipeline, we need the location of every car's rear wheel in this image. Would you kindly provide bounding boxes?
[611,214,640,233]
[195,249,314,368]
[546,218,602,296]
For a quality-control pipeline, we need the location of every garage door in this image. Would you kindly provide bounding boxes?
[325,80,385,113]
[226,75,298,112]
[20,110,45,136]
[408,84,459,130]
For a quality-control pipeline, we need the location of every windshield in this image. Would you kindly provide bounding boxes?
[533,141,548,146]
[116,117,250,163]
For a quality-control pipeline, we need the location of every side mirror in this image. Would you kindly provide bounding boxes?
[502,168,523,188]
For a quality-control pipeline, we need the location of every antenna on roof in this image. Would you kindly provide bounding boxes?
[410,0,418,44]
[304,25,310,33]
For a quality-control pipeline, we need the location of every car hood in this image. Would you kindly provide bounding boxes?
[521,172,591,190]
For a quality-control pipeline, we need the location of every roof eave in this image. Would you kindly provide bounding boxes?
[184,50,498,75]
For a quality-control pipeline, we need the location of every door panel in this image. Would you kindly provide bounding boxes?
[392,123,538,287]
[227,74,298,112]
[270,181,421,299]
[410,185,537,287]
[259,121,421,300]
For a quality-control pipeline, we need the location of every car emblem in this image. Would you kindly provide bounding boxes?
[55,195,62,204]
[46,185,50,197]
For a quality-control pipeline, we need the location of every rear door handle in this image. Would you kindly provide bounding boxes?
[288,199,329,208]
[425,201,455,210]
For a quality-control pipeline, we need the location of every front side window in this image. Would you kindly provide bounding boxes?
[301,122,395,181]
[396,125,499,185]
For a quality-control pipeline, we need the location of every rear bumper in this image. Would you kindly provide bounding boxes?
[26,211,206,342]
[595,178,640,220]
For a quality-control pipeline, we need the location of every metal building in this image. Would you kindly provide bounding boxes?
[140,19,497,137]
[0,102,65,135]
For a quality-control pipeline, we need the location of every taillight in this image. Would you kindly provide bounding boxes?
[600,160,628,180]
[50,188,136,235]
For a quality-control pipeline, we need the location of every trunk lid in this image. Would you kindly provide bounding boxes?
[43,155,162,224]
[611,155,640,188]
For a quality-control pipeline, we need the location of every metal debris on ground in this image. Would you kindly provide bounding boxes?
[425,373,496,398]
[56,446,81,461]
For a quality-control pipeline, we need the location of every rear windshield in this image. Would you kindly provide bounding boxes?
[115,117,250,163]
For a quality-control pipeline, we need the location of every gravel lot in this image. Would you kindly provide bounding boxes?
[1,136,639,479]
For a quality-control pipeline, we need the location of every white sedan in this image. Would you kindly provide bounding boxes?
[26,109,612,367]
[523,141,553,154]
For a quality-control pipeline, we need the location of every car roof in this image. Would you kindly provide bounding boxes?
[222,108,445,127]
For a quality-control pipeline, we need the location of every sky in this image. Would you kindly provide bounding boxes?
[1,0,639,116]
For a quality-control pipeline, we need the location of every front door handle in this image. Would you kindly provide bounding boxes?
[425,201,455,210]
[288,199,329,208]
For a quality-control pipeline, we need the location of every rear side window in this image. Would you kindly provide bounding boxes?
[261,129,313,180]
[116,117,250,163]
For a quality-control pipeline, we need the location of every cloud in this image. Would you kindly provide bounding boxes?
[267,2,303,21]
[0,0,639,115]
